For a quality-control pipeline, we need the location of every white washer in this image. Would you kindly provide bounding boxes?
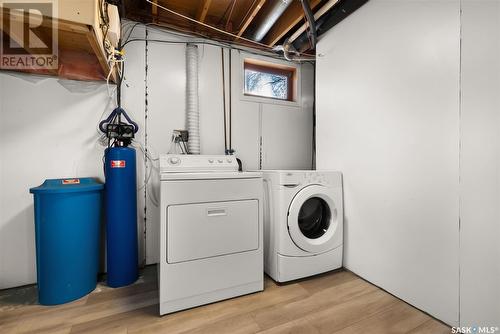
[159,154,263,315]
[261,170,343,282]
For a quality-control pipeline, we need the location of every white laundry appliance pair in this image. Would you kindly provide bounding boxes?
[158,154,343,315]
[159,154,263,315]
[260,170,344,282]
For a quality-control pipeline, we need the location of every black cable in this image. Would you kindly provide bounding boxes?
[228,50,232,152]
[99,0,108,24]
[182,140,190,155]
[124,22,142,43]
[299,0,317,49]
[181,141,187,154]
[102,24,109,58]
[116,38,123,108]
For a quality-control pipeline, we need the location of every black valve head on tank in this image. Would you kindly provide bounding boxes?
[99,107,139,147]
[106,123,135,146]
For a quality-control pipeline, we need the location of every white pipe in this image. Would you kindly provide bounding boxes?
[186,44,200,154]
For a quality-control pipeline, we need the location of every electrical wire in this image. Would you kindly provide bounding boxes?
[133,141,160,206]
[145,0,316,60]
[123,22,142,42]
[122,37,303,63]
[133,141,154,191]
[100,0,113,59]
[106,15,315,200]
[182,140,189,154]
[236,0,258,33]
[120,20,314,63]
[106,50,124,97]
[146,0,271,49]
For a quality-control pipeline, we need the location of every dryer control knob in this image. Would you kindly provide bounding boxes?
[169,157,180,165]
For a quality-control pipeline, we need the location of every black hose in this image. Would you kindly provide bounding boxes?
[299,0,317,50]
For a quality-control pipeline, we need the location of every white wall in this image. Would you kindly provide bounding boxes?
[316,0,460,326]
[0,75,114,289]
[460,0,500,326]
[143,30,228,264]
[0,24,314,288]
[231,51,314,171]
[144,38,313,264]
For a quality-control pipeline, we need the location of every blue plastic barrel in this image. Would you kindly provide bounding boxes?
[29,178,103,305]
[104,147,138,287]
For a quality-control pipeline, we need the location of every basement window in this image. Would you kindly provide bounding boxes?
[244,60,296,102]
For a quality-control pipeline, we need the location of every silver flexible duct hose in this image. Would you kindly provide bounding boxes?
[186,44,200,154]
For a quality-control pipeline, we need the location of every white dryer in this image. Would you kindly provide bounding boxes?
[159,154,263,315]
[261,170,343,282]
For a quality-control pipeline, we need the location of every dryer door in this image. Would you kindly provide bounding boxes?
[287,185,341,253]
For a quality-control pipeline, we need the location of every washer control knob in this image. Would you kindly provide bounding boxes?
[217,159,223,163]
[169,157,180,165]
[208,159,214,163]
[227,159,233,163]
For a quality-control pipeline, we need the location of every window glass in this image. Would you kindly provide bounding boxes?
[244,60,294,101]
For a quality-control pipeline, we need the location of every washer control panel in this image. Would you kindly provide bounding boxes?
[160,154,238,173]
[278,171,341,187]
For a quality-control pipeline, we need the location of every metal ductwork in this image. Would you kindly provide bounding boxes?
[251,0,293,42]
[186,44,200,155]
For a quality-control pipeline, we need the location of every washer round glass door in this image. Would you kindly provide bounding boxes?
[288,185,339,253]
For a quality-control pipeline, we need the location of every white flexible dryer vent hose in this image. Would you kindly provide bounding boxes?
[186,44,200,154]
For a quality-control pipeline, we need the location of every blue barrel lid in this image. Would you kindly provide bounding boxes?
[30,178,104,194]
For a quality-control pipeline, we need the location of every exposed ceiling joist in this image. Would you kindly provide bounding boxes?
[225,0,237,31]
[262,0,321,47]
[151,0,158,16]
[196,0,212,23]
[237,0,267,37]
[124,0,367,55]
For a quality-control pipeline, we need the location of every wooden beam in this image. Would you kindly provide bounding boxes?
[87,27,114,82]
[237,0,266,37]
[196,0,212,23]
[151,0,158,16]
[2,7,89,34]
[225,0,236,31]
[151,0,159,24]
[263,0,321,47]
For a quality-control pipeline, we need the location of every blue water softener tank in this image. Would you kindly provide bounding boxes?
[30,178,103,305]
[104,146,138,287]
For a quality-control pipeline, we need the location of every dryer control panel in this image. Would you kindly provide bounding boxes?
[160,154,239,173]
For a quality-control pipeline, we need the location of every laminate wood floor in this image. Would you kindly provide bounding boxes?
[0,266,450,334]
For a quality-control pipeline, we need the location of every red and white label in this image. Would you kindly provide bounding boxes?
[111,160,126,168]
[62,179,80,185]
